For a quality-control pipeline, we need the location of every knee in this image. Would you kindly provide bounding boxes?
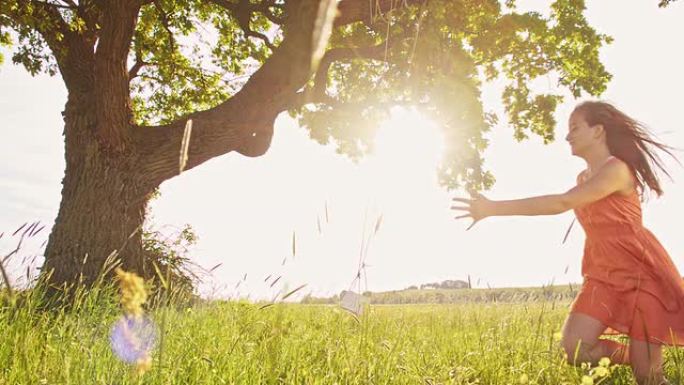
[560,337,579,364]
[560,336,592,365]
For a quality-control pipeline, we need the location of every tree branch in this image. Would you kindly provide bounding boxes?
[335,0,425,27]
[93,0,141,151]
[302,43,388,106]
[21,0,72,57]
[207,0,279,50]
[658,0,678,7]
[152,0,177,53]
[0,1,96,97]
[244,29,277,51]
[128,57,147,79]
[288,22,417,110]
[285,0,422,108]
[136,0,339,186]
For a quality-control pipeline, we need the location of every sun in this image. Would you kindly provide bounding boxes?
[371,106,445,175]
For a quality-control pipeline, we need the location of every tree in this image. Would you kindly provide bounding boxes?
[1,0,614,288]
[658,0,679,7]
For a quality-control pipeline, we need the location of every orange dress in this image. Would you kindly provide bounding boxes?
[570,166,684,346]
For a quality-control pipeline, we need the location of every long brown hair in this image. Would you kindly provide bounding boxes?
[573,101,679,198]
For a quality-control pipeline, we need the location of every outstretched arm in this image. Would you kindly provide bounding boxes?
[451,158,634,229]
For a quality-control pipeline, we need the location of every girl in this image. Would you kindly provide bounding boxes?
[451,101,684,385]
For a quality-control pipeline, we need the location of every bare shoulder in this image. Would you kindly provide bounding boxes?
[601,157,635,193]
[602,156,631,177]
[564,157,634,208]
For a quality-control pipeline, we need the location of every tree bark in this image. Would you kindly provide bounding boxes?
[39,0,341,290]
[42,92,154,289]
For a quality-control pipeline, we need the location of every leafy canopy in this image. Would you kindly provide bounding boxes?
[0,0,613,191]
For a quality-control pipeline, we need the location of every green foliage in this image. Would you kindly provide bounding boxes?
[142,224,201,305]
[0,30,11,65]
[2,293,683,384]
[0,1,61,75]
[1,0,619,191]
[128,0,279,125]
[296,0,612,191]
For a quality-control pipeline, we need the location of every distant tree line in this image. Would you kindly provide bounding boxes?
[300,283,580,305]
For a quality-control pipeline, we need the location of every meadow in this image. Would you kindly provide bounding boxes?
[2,281,683,385]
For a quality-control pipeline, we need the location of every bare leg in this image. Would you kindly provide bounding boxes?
[561,313,629,365]
[629,339,667,385]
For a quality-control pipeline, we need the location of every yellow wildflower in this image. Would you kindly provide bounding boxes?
[598,357,611,367]
[115,268,148,317]
[111,268,155,376]
[581,375,593,385]
[135,354,152,375]
[593,366,609,378]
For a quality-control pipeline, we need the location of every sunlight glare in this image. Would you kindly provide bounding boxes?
[371,106,445,177]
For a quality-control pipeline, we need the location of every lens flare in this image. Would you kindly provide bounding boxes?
[109,315,157,364]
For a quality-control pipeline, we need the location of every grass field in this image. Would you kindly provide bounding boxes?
[303,285,581,305]
[1,282,683,385]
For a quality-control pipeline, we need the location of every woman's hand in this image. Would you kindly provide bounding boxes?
[451,192,494,230]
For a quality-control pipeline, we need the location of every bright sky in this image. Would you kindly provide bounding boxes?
[1,1,683,301]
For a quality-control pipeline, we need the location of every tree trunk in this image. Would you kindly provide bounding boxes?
[37,0,339,293]
[42,94,154,290]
